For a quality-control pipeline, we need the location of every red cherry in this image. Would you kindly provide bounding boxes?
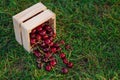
[42,35,48,40]
[49,56,55,61]
[49,36,54,41]
[59,53,66,59]
[30,33,36,38]
[44,39,51,45]
[65,45,71,50]
[39,30,46,36]
[51,47,57,53]
[40,42,46,48]
[30,38,36,45]
[45,65,52,71]
[43,48,49,52]
[61,68,68,74]
[57,47,62,51]
[36,35,41,41]
[67,62,73,68]
[42,58,48,62]
[37,26,42,31]
[45,25,51,31]
[33,50,41,57]
[63,58,69,64]
[59,40,65,45]
[49,42,54,46]
[53,43,59,48]
[50,60,57,67]
[31,28,36,33]
[45,52,51,58]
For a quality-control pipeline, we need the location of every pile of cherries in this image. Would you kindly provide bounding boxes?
[30,22,73,74]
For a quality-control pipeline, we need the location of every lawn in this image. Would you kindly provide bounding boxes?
[0,0,120,80]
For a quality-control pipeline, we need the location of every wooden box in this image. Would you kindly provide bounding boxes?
[13,2,56,52]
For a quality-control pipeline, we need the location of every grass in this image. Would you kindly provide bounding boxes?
[0,0,120,80]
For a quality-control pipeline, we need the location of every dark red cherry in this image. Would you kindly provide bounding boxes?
[63,58,69,64]
[33,50,41,57]
[30,38,36,45]
[44,39,51,45]
[45,65,52,71]
[36,35,41,41]
[39,30,46,36]
[49,42,54,46]
[57,47,62,51]
[40,42,46,48]
[31,28,36,33]
[61,68,68,74]
[43,48,49,52]
[59,53,66,59]
[42,35,48,40]
[37,26,42,31]
[53,43,59,48]
[30,33,36,38]
[59,40,65,45]
[45,52,51,58]
[49,36,54,41]
[51,47,57,53]
[50,60,57,67]
[67,62,73,68]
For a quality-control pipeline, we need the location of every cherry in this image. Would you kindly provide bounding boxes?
[37,63,43,69]
[45,25,51,31]
[31,28,36,33]
[43,48,49,52]
[44,39,51,45]
[51,47,57,53]
[65,45,72,50]
[40,42,46,48]
[63,58,69,64]
[50,59,57,67]
[59,40,65,45]
[49,31,54,36]
[49,56,55,61]
[53,43,59,48]
[49,42,54,46]
[49,36,54,41]
[42,35,48,40]
[45,52,51,58]
[57,47,62,51]
[42,58,49,62]
[30,33,36,38]
[33,50,41,57]
[36,35,41,41]
[45,65,52,71]
[61,68,68,74]
[37,26,42,31]
[59,53,66,59]
[39,30,46,36]
[67,62,73,68]
[30,38,36,45]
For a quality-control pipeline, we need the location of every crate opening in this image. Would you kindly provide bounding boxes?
[29,19,56,50]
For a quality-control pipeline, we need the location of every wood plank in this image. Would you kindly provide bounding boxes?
[13,2,47,45]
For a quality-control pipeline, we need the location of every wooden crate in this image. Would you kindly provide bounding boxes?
[13,2,56,52]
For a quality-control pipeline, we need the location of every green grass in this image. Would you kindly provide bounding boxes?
[0,0,120,80]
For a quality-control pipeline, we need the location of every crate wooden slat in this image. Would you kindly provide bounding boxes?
[13,2,47,45]
[21,9,56,52]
